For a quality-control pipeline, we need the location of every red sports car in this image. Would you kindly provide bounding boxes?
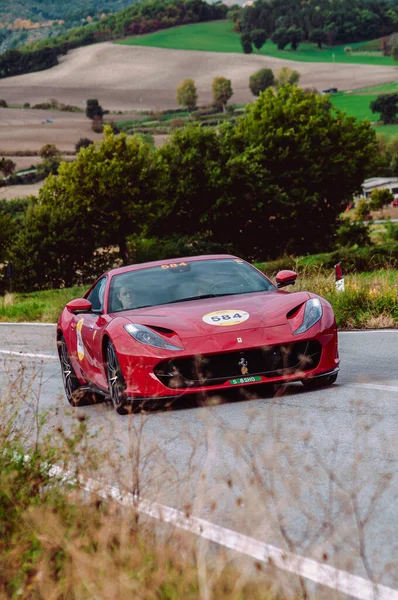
[57,255,339,413]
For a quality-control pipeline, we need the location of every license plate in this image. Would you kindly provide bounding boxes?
[229,376,262,385]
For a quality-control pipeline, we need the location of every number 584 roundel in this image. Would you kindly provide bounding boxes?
[57,255,339,414]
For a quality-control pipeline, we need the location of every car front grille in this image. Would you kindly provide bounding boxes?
[154,341,322,388]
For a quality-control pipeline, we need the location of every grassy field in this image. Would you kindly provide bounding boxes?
[327,84,398,138]
[332,92,377,121]
[1,270,397,328]
[118,20,397,66]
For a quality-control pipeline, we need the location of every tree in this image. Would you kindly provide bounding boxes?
[212,76,233,111]
[86,98,104,120]
[75,137,94,153]
[220,86,378,258]
[0,158,16,177]
[309,28,328,49]
[0,210,15,266]
[275,67,300,88]
[11,127,165,290]
[240,33,253,54]
[153,87,378,261]
[271,27,289,50]
[392,45,398,61]
[355,197,372,222]
[152,125,224,239]
[369,188,394,212]
[370,94,398,124]
[176,78,198,111]
[249,69,275,97]
[287,25,304,51]
[251,29,267,51]
[39,143,59,159]
[335,217,371,248]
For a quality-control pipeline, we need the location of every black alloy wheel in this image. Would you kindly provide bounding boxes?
[106,341,129,414]
[58,335,93,406]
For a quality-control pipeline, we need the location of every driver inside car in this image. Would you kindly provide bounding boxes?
[116,286,135,310]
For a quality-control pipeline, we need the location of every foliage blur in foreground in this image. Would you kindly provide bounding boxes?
[0,387,281,600]
[0,453,276,600]
[1,86,378,292]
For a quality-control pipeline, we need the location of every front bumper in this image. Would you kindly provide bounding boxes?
[116,320,339,400]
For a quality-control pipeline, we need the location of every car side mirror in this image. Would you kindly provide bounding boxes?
[276,270,297,289]
[66,298,92,313]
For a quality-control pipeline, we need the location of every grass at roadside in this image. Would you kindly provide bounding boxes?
[118,20,397,65]
[296,269,398,329]
[0,287,86,323]
[0,410,281,600]
[1,271,396,329]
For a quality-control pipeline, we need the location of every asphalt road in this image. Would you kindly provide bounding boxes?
[0,324,397,598]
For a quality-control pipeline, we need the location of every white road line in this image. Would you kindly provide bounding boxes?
[348,383,398,393]
[0,349,57,360]
[0,322,56,326]
[339,330,397,334]
[72,473,397,600]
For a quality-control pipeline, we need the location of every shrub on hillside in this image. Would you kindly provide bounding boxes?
[0,99,7,108]
[75,138,94,153]
[176,79,198,111]
[170,117,185,129]
[86,98,104,120]
[335,217,371,248]
[249,69,275,97]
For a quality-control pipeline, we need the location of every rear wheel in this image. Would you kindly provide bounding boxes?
[106,341,129,415]
[302,373,338,389]
[58,335,95,406]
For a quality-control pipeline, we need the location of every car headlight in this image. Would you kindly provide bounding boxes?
[293,298,323,335]
[124,324,183,350]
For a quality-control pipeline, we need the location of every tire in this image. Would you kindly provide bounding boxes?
[302,373,338,389]
[106,341,129,415]
[58,335,95,406]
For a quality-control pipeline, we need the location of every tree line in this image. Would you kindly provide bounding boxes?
[0,46,61,79]
[0,0,133,23]
[232,0,398,54]
[0,86,378,292]
[7,0,227,78]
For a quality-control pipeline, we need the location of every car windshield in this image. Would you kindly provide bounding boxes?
[108,258,275,312]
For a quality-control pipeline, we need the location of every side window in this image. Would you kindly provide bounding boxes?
[87,277,107,312]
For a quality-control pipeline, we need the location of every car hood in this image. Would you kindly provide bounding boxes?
[122,291,310,339]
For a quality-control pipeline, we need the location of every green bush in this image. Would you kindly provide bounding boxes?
[335,217,371,248]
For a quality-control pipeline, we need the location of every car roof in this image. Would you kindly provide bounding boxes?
[105,254,241,278]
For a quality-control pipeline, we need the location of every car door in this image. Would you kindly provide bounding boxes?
[77,277,110,390]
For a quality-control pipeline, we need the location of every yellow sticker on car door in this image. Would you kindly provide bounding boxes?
[76,318,85,360]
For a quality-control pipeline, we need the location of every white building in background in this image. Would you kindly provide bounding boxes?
[362,177,398,199]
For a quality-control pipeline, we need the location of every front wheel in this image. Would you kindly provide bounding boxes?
[302,373,338,389]
[106,341,129,414]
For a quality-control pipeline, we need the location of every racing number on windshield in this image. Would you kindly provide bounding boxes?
[211,313,243,322]
[161,262,188,269]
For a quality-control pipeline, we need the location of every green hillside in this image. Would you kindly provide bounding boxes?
[0,0,134,24]
[119,20,397,66]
